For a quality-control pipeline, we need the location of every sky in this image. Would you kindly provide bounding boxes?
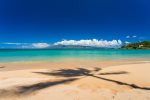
[0,0,150,48]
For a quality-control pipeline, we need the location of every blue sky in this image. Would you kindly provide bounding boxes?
[0,0,150,48]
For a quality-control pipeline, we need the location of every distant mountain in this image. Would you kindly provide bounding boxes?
[121,41,150,49]
[48,45,113,49]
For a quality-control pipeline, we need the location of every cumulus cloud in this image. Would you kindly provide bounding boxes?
[32,43,50,48]
[54,39,122,48]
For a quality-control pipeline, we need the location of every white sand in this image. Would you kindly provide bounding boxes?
[0,63,150,100]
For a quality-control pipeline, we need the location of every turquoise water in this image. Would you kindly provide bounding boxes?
[0,49,150,63]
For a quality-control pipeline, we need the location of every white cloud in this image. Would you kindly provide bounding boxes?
[21,45,30,49]
[54,39,122,48]
[132,35,137,38]
[32,43,50,48]
[125,41,130,44]
[1,42,25,45]
[126,36,130,38]
[0,42,50,48]
[126,35,137,38]
[1,40,124,48]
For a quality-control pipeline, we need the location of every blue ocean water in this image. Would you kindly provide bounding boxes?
[0,49,150,63]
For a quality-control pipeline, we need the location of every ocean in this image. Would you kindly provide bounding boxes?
[0,49,150,63]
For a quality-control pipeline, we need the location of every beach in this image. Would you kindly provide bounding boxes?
[0,61,150,100]
[1,0,150,99]
[0,49,150,100]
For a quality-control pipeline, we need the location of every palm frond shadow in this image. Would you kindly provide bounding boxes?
[17,78,78,95]
[0,78,77,97]
[13,68,101,95]
[0,66,5,68]
[92,76,150,90]
[33,68,150,91]
[2,67,149,96]
[100,71,128,75]
[34,68,99,77]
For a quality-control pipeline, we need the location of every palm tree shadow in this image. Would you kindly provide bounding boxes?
[14,68,101,95]
[0,78,78,97]
[0,66,5,69]
[100,71,128,75]
[92,75,150,90]
[33,68,150,90]
[17,78,78,95]
[34,68,100,77]
[4,67,149,96]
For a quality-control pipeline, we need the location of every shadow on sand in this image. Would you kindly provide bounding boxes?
[100,71,128,75]
[0,66,5,69]
[0,67,150,97]
[17,78,78,95]
[0,78,78,97]
[34,68,101,77]
[33,68,150,90]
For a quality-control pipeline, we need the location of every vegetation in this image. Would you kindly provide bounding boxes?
[122,41,150,49]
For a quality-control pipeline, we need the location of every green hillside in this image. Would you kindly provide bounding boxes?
[122,41,150,49]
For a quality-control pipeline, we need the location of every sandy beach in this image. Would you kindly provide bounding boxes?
[0,62,150,100]
[1,0,150,99]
